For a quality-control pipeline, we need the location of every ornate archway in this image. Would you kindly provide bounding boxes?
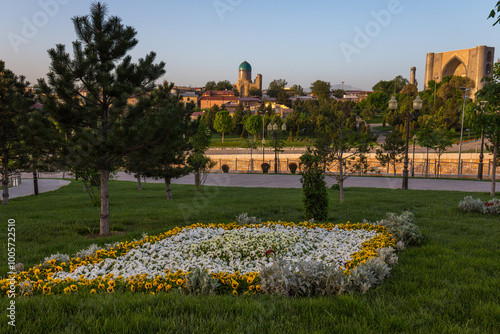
[442,56,467,77]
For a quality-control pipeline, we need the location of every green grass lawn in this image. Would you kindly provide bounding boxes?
[0,181,499,333]
[210,133,314,148]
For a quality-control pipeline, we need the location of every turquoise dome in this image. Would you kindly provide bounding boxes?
[239,61,252,71]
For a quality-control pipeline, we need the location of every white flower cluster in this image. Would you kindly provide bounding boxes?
[53,225,378,281]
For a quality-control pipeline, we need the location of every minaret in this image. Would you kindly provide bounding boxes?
[410,67,416,86]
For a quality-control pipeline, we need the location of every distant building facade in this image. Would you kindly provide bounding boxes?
[424,45,495,97]
[233,61,262,97]
[198,90,238,109]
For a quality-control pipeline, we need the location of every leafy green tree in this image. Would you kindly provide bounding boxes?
[366,91,389,110]
[0,61,35,204]
[488,2,500,25]
[310,80,331,101]
[37,3,166,235]
[433,127,455,177]
[245,115,263,141]
[416,117,439,177]
[205,81,216,91]
[277,90,291,107]
[376,129,405,175]
[201,105,219,130]
[124,82,193,199]
[215,80,233,91]
[267,79,287,98]
[332,89,345,98]
[299,149,328,221]
[232,104,245,135]
[213,110,232,143]
[248,87,262,97]
[372,75,408,95]
[361,105,376,121]
[289,84,305,96]
[475,63,500,196]
[187,121,215,191]
[315,104,376,202]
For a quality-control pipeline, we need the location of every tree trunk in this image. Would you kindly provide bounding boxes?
[165,177,173,199]
[33,170,39,195]
[136,174,142,191]
[426,148,429,177]
[1,151,9,205]
[338,157,344,203]
[393,160,396,176]
[222,132,224,143]
[100,169,110,236]
[491,143,498,196]
[195,172,201,191]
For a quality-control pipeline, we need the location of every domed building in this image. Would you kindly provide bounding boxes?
[233,61,262,97]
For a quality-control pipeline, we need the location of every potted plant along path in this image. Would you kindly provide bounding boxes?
[261,163,270,173]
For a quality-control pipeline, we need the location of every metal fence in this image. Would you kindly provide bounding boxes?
[209,157,500,179]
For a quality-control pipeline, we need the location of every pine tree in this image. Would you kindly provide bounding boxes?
[37,3,165,235]
[124,82,193,199]
[0,61,34,204]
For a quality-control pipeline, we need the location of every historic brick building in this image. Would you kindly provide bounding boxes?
[424,45,495,97]
[233,61,262,97]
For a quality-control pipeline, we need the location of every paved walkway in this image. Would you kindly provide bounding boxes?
[2,179,71,200]
[9,172,497,201]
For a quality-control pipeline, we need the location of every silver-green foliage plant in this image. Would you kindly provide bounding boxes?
[259,247,397,297]
[235,213,262,225]
[459,196,486,213]
[184,267,221,295]
[376,211,422,246]
[459,196,500,214]
[43,252,70,264]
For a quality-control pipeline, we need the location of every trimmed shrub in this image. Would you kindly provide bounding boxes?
[289,162,298,174]
[261,163,270,173]
[221,164,230,173]
[299,150,328,221]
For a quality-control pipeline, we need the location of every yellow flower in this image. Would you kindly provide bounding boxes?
[98,283,105,290]
[145,282,152,290]
[232,290,238,296]
[150,292,155,296]
[249,285,254,291]
[107,286,114,293]
[90,289,96,294]
[63,287,71,294]
[130,285,136,292]
[108,280,116,288]
[70,284,77,291]
[176,279,183,286]
[231,280,239,290]
[247,277,254,284]
[256,285,261,292]
[165,284,172,291]
[43,285,51,294]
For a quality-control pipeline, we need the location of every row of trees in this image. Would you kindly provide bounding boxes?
[0,3,214,237]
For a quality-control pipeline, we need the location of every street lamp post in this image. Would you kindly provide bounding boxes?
[401,95,423,190]
[458,87,470,177]
[411,135,417,177]
[267,123,286,174]
[477,101,487,180]
[262,114,266,166]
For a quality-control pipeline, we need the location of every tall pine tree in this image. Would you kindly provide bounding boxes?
[0,61,34,204]
[37,3,165,235]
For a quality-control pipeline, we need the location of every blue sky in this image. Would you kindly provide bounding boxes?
[1,0,498,91]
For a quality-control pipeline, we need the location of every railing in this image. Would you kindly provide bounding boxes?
[209,157,500,179]
[8,173,22,187]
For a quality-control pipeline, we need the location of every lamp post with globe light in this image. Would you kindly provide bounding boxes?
[267,123,287,174]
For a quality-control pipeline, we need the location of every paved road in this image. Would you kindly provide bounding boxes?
[9,172,497,201]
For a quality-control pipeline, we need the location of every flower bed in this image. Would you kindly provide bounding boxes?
[1,221,396,297]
